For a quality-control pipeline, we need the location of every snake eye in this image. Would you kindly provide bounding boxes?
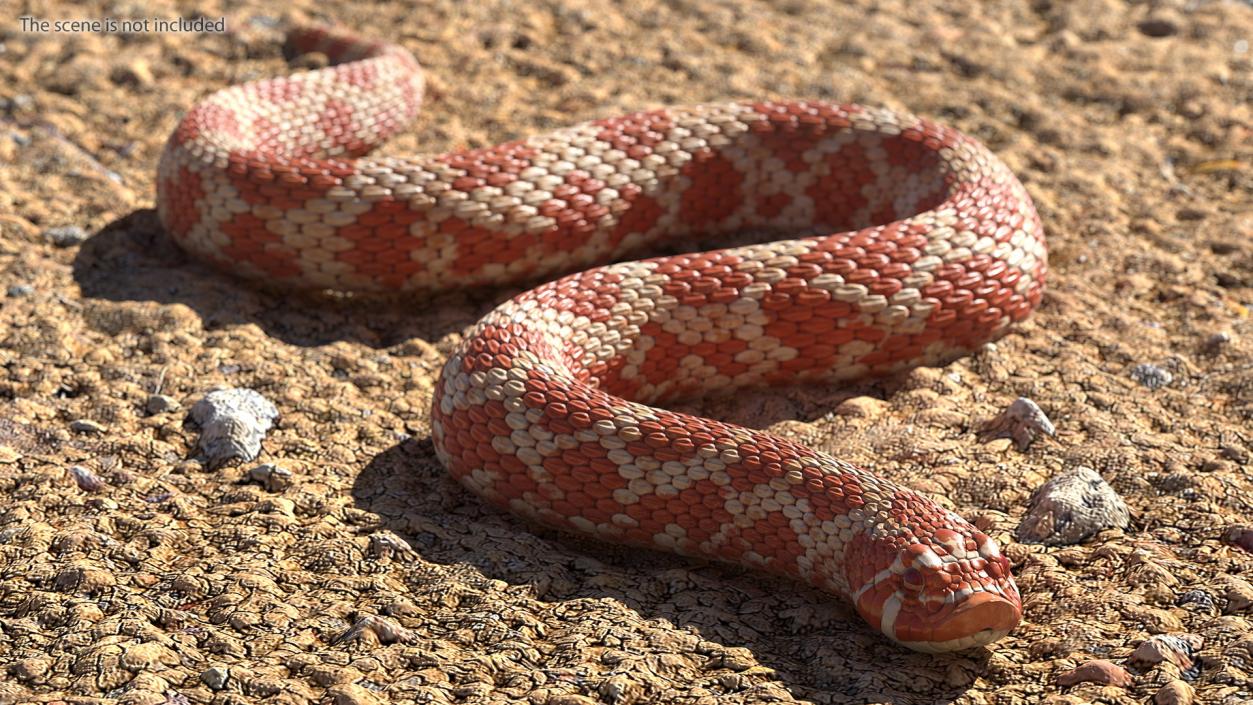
[902,568,925,591]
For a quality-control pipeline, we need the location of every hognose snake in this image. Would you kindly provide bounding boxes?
[157,26,1045,652]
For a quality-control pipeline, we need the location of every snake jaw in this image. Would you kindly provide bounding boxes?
[851,531,1022,652]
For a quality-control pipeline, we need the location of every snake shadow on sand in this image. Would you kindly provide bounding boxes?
[75,211,1004,704]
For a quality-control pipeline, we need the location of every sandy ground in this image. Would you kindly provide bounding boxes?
[1,0,1252,703]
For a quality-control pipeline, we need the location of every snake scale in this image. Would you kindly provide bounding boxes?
[157,25,1046,652]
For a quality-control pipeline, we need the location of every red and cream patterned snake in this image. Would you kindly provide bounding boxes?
[157,26,1045,652]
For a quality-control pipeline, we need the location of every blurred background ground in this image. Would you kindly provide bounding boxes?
[0,0,1251,703]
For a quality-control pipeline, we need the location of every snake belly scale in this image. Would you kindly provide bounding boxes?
[157,26,1046,652]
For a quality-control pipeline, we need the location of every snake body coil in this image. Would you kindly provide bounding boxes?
[158,26,1045,652]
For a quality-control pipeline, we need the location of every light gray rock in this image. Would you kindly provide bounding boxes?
[983,397,1055,450]
[1130,363,1173,390]
[189,388,279,468]
[1018,466,1130,545]
[201,666,229,690]
[44,225,89,247]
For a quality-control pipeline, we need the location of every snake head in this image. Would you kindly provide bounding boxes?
[845,523,1022,653]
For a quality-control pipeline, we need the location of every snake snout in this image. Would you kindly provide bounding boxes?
[852,531,1023,652]
[918,591,1022,651]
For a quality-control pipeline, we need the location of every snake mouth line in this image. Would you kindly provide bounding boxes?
[873,589,1022,653]
[894,625,1018,654]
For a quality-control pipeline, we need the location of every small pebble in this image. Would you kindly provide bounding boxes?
[68,465,107,492]
[1130,633,1203,673]
[983,397,1056,450]
[44,225,89,248]
[259,497,295,516]
[1218,574,1253,612]
[1018,466,1131,545]
[145,393,181,415]
[1200,457,1232,473]
[1130,363,1173,390]
[1221,525,1253,553]
[834,396,888,418]
[334,615,416,645]
[87,497,118,511]
[189,388,279,468]
[109,59,154,87]
[1220,444,1249,463]
[1154,680,1194,705]
[1203,331,1231,352]
[248,463,294,491]
[1175,589,1216,613]
[369,531,416,559]
[1215,271,1241,288]
[70,419,106,434]
[1138,16,1180,38]
[6,284,32,297]
[201,666,230,690]
[1057,659,1133,687]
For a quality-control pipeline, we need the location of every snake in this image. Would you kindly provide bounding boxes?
[157,25,1045,652]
